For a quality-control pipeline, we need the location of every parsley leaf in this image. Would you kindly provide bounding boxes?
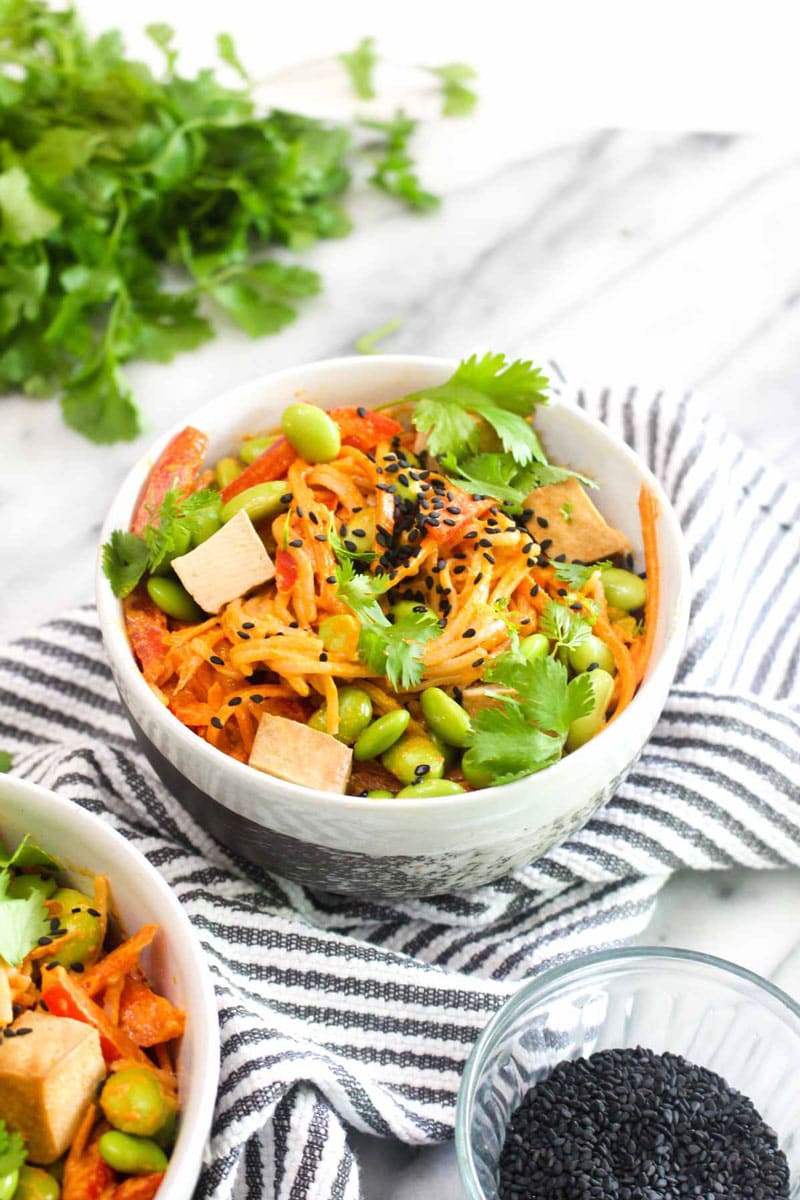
[550,559,612,589]
[340,36,377,100]
[362,113,441,212]
[427,63,479,117]
[0,870,51,967]
[102,531,150,599]
[0,1120,27,1178]
[539,599,594,654]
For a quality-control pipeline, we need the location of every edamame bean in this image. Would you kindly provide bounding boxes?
[353,709,410,761]
[220,481,288,526]
[308,686,373,744]
[100,1067,170,1137]
[420,687,471,749]
[461,747,493,789]
[146,576,204,623]
[390,600,436,623]
[7,871,56,901]
[340,510,375,554]
[396,778,465,798]
[13,1166,60,1200]
[153,1103,178,1150]
[239,435,278,465]
[318,614,359,654]
[149,524,191,576]
[98,1132,168,1176]
[281,404,341,463]
[0,1170,19,1200]
[215,456,242,489]
[568,634,616,677]
[566,668,615,751]
[366,789,394,799]
[186,509,221,547]
[381,735,445,785]
[519,633,549,662]
[600,567,647,611]
[47,888,103,968]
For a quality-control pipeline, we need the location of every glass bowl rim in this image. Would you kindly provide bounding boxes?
[455,944,800,1200]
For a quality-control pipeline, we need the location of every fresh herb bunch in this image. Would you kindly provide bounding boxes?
[0,4,462,443]
[0,834,61,967]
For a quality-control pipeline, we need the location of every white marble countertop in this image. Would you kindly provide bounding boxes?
[1,5,799,1197]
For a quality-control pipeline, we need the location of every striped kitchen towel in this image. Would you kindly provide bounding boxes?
[1,380,798,1200]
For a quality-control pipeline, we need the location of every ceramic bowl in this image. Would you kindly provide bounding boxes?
[0,774,219,1200]
[456,947,800,1198]
[97,355,690,898]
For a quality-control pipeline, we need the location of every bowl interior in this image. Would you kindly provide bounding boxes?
[0,775,219,1200]
[97,355,690,822]
[457,948,800,1199]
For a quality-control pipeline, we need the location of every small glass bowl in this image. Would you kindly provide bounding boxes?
[456,947,800,1199]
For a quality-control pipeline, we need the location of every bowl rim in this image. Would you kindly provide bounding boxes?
[0,773,220,1200]
[454,944,800,1199]
[96,353,692,813]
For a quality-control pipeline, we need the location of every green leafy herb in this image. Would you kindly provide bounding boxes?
[0,834,60,874]
[550,559,612,590]
[538,598,593,654]
[427,63,478,116]
[340,36,377,100]
[0,4,446,442]
[0,751,12,773]
[0,1120,27,1179]
[560,500,574,523]
[361,113,441,211]
[0,870,51,968]
[102,531,151,599]
[334,559,439,689]
[465,650,594,784]
[356,316,403,354]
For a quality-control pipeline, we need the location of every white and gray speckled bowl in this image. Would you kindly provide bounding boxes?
[97,356,690,898]
[0,774,219,1199]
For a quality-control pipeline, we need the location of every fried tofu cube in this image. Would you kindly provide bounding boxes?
[172,509,275,614]
[0,1010,105,1163]
[525,477,631,562]
[248,713,353,793]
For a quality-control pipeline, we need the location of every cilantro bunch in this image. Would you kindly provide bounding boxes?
[0,4,461,443]
[0,834,61,968]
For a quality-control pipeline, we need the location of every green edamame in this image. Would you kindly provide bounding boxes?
[215,457,242,489]
[239,434,278,464]
[601,567,647,611]
[47,888,103,968]
[0,1170,19,1200]
[7,871,56,901]
[366,789,394,799]
[146,576,204,623]
[340,510,374,554]
[420,687,471,749]
[568,634,616,677]
[281,404,341,463]
[566,668,615,751]
[186,509,221,547]
[353,709,410,761]
[390,600,436,623]
[100,1067,170,1138]
[318,614,359,654]
[461,747,493,789]
[220,480,288,526]
[149,524,191,576]
[98,1132,168,1176]
[396,778,464,798]
[519,633,549,662]
[153,1104,178,1150]
[13,1166,60,1200]
[381,734,445,785]
[309,686,373,744]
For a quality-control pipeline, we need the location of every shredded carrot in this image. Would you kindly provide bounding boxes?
[63,1105,115,1200]
[81,925,158,999]
[113,1175,166,1200]
[594,613,637,722]
[630,484,660,684]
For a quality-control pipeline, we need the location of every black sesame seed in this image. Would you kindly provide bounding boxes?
[250,694,264,703]
[319,652,328,662]
[453,565,467,575]
[529,585,539,597]
[37,936,52,946]
[315,534,327,542]
[242,621,255,629]
[71,907,82,914]
[228,696,242,707]
[463,531,478,540]
[540,538,553,551]
[69,962,85,973]
[555,553,567,562]
[309,511,319,525]
[280,493,292,503]
[443,518,457,527]
[471,657,485,668]
[289,539,303,548]
[570,603,583,611]
[473,572,483,584]
[87,908,100,918]
[45,961,58,971]
[289,621,299,628]
[414,763,431,777]
[483,552,496,564]
[586,662,599,672]
[237,631,250,640]
[210,655,224,666]
[357,406,367,418]
[557,588,568,597]
[13,1026,33,1035]
[536,516,549,528]
[211,717,223,730]
[479,538,492,548]
[326,575,337,584]
[49,917,60,932]
[463,628,476,638]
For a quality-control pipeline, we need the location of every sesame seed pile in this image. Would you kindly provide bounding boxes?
[498,1046,790,1200]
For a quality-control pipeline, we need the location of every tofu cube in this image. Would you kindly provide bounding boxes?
[172,509,275,614]
[525,477,631,562]
[249,712,353,793]
[0,1010,105,1163]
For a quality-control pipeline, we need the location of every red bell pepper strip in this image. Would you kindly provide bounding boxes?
[124,595,168,683]
[275,548,298,593]
[220,436,297,503]
[41,965,150,1065]
[131,426,209,534]
[328,407,403,453]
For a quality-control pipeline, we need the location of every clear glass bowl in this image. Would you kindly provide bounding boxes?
[456,947,800,1199]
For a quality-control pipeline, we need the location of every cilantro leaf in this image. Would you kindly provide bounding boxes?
[0,166,60,245]
[427,63,478,117]
[539,599,594,654]
[146,22,178,73]
[356,316,402,355]
[0,871,51,967]
[0,752,11,773]
[102,531,150,598]
[488,654,594,735]
[61,357,140,444]
[340,36,377,100]
[362,113,441,212]
[0,835,61,873]
[466,705,565,785]
[0,1120,27,1178]
[217,32,249,82]
[550,559,612,590]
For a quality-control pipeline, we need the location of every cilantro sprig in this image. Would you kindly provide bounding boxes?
[0,1121,27,1180]
[339,36,378,100]
[0,836,60,968]
[538,599,594,655]
[550,559,612,590]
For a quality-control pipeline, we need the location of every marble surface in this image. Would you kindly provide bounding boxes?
[2,9,800,1197]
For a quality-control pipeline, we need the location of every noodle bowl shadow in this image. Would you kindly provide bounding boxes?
[97,356,690,899]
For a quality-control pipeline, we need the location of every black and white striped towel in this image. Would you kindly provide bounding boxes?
[1,382,799,1199]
